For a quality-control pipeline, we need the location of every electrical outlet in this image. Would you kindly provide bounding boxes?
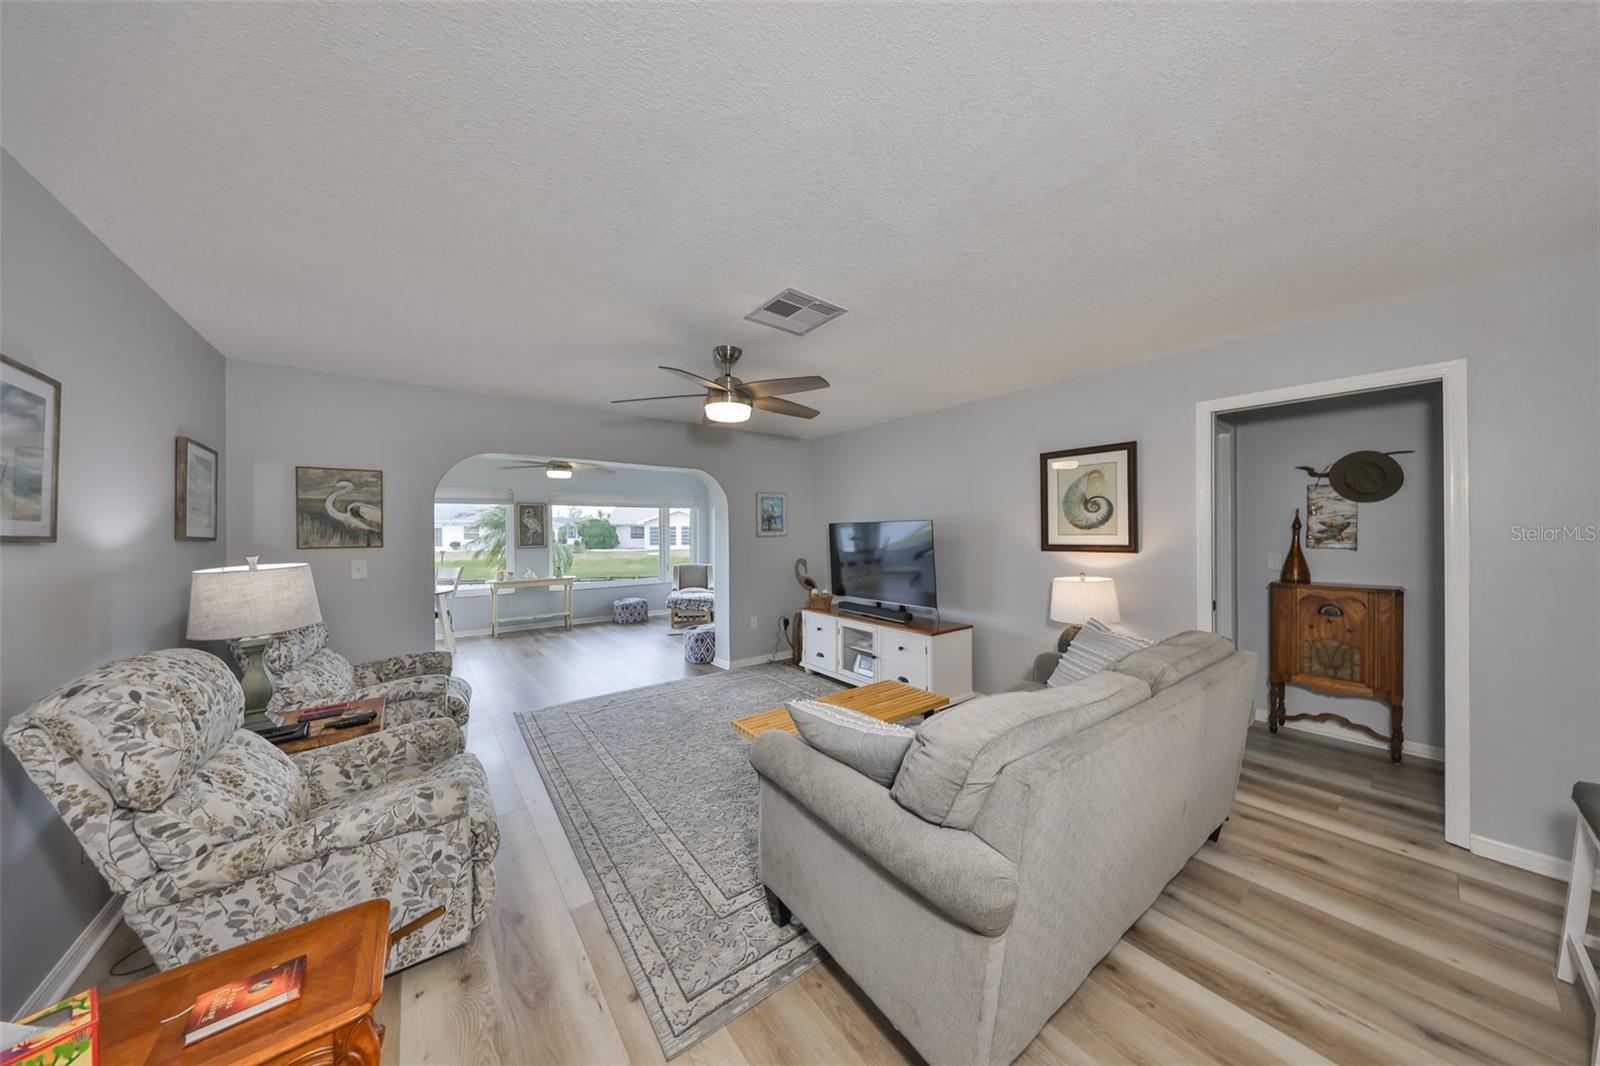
[351,559,368,580]
[1267,552,1282,571]
[749,616,759,630]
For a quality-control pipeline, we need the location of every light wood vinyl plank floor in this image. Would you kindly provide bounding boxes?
[78,621,1594,1063]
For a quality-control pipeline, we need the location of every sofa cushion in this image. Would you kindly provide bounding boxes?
[16,650,244,810]
[270,647,356,714]
[1046,621,1154,687]
[1110,631,1234,693]
[134,732,308,868]
[788,699,916,788]
[892,671,1151,829]
[231,622,330,677]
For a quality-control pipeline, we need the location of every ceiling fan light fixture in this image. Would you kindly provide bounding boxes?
[704,391,752,424]
[545,461,574,479]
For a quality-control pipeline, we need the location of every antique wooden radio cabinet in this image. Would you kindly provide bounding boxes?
[1267,581,1405,762]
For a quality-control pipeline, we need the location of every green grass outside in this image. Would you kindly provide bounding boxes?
[438,548,690,583]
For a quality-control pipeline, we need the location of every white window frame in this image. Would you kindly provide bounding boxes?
[433,489,515,591]
[549,493,698,589]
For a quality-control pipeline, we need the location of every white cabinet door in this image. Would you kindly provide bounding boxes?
[879,631,930,690]
[804,612,839,674]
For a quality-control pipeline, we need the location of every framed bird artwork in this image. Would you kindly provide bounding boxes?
[296,466,383,548]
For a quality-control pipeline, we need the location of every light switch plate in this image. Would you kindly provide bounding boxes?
[352,559,368,579]
[1267,552,1283,571]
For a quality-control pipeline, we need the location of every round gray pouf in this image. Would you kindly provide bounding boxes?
[684,623,716,664]
[612,597,649,625]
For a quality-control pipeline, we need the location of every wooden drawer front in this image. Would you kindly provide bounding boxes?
[879,633,930,689]
[1293,590,1369,687]
[806,612,839,673]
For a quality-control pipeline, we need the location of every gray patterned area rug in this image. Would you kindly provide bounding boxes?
[515,663,843,1058]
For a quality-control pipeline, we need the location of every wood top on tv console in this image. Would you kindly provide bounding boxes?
[802,604,973,636]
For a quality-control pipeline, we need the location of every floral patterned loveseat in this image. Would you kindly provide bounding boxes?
[230,622,471,729]
[2,649,498,972]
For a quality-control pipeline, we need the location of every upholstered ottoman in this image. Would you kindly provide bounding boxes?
[667,588,715,628]
[612,597,649,625]
[684,623,716,664]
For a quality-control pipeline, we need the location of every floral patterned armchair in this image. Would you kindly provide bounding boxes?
[2,649,498,972]
[230,622,470,729]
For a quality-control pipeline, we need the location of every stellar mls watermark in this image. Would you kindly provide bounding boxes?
[1509,524,1598,542]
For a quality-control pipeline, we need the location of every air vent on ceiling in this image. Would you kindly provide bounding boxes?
[745,288,848,336]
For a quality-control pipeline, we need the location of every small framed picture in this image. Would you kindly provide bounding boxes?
[756,492,786,536]
[1040,441,1138,553]
[1,354,62,543]
[175,436,219,541]
[516,502,548,548]
[296,466,383,548]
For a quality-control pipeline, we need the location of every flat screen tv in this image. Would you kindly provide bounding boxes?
[828,520,937,610]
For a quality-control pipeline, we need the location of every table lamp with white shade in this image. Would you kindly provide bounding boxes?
[188,558,322,732]
[1049,573,1120,652]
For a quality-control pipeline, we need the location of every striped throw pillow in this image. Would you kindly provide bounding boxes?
[1046,620,1154,687]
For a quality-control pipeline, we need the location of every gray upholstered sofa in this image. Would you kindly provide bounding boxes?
[750,631,1255,1065]
[229,621,471,728]
[3,649,498,973]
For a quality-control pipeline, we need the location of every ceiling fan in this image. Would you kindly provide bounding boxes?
[611,346,829,424]
[496,459,613,480]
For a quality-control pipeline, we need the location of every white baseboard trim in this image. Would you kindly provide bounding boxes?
[17,895,122,1019]
[1470,834,1574,882]
[716,652,790,670]
[442,609,668,640]
[1252,706,1444,762]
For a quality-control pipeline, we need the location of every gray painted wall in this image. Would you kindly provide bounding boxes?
[224,360,820,669]
[435,457,713,632]
[811,253,1599,861]
[1227,386,1444,748]
[0,153,227,1013]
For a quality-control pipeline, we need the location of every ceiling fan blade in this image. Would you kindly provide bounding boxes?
[751,395,820,419]
[658,365,723,391]
[571,464,615,475]
[496,461,549,469]
[609,393,705,404]
[738,375,830,399]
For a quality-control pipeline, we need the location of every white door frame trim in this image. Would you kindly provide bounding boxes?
[1193,360,1470,848]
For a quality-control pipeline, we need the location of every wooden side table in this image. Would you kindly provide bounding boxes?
[99,900,391,1066]
[272,698,385,755]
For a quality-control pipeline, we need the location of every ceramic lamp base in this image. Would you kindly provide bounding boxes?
[234,636,279,733]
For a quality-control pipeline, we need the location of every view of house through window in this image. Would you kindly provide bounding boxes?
[433,502,509,583]
[554,502,694,581]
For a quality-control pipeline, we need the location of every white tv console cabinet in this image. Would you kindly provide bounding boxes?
[799,606,974,699]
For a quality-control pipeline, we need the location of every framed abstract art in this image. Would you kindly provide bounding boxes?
[175,436,219,541]
[1040,441,1138,553]
[1,355,62,543]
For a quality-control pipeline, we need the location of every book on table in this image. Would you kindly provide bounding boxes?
[183,956,306,1046]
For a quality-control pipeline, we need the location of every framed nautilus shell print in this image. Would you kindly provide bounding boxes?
[1040,441,1138,553]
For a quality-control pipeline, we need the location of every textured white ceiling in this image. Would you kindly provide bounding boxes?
[3,3,1595,438]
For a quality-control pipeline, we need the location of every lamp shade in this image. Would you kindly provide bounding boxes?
[187,562,322,640]
[1049,574,1120,625]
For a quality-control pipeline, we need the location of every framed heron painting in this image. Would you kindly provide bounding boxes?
[1040,441,1138,553]
[296,466,383,548]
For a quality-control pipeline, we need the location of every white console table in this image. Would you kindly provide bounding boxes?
[488,576,575,637]
[799,606,973,699]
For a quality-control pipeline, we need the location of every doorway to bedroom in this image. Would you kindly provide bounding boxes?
[1199,362,1467,849]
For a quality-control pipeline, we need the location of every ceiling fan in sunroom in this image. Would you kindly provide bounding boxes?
[611,346,829,424]
[495,459,613,480]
